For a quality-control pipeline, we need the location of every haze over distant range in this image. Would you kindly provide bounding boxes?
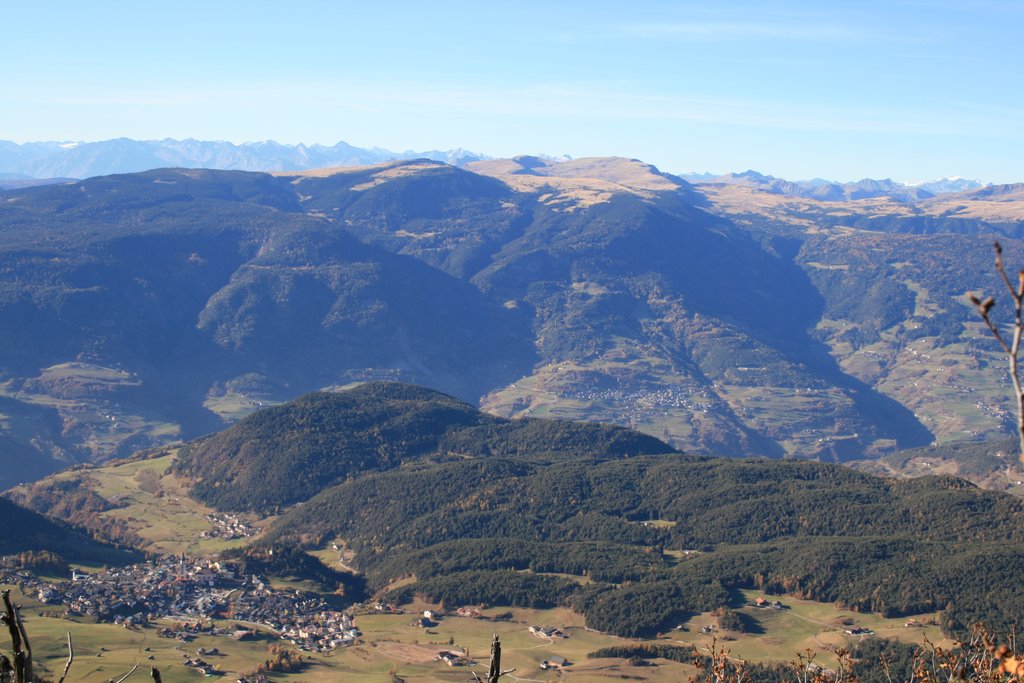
[0,138,487,183]
[2,2,1021,184]
[0,138,992,196]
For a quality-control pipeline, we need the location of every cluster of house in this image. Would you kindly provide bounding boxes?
[844,627,875,636]
[1,568,44,596]
[539,656,569,670]
[21,555,361,653]
[434,650,471,667]
[182,652,221,677]
[34,556,250,621]
[751,597,786,609]
[413,609,444,629]
[371,601,406,614]
[156,621,217,641]
[528,625,566,639]
[199,514,258,540]
[278,612,361,652]
[565,385,716,420]
[234,675,269,683]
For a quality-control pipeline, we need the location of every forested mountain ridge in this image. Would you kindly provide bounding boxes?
[175,382,674,511]
[1,158,1024,488]
[255,433,1024,637]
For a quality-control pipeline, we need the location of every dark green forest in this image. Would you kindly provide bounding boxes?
[175,382,673,511]
[185,383,1024,639]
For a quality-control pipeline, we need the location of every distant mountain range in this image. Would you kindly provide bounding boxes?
[0,138,486,181]
[0,139,991,199]
[680,169,986,201]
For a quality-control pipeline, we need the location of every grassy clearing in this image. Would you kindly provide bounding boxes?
[34,452,271,555]
[348,604,692,682]
[202,392,279,423]
[663,589,952,670]
[5,578,955,683]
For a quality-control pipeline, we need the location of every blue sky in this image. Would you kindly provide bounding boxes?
[2,0,1022,182]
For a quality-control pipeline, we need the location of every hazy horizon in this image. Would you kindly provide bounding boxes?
[3,1,1022,183]
[0,136,1005,186]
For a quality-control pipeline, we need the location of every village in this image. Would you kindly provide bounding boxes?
[199,514,259,540]
[1,555,360,654]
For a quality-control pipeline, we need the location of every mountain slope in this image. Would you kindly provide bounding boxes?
[0,496,139,564]
[12,384,1024,638]
[0,169,537,474]
[175,382,675,511]
[260,444,1024,637]
[2,157,1024,480]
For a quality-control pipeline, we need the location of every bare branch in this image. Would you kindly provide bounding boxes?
[1,592,22,656]
[1,654,13,683]
[478,634,515,683]
[150,667,162,683]
[56,633,74,683]
[12,607,30,683]
[112,660,142,683]
[2,591,26,683]
[970,240,1024,462]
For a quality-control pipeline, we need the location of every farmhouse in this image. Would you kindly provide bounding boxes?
[528,625,565,638]
[540,656,569,669]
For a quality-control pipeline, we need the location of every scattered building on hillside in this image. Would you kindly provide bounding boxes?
[528,625,565,638]
[540,656,569,669]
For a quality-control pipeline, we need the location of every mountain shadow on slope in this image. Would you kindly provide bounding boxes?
[196,224,538,398]
[0,397,77,490]
[175,382,676,512]
[0,496,140,566]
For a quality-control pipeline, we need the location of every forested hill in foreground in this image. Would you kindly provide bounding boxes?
[259,450,1024,637]
[11,382,1024,639]
[174,382,674,511]
[2,157,1024,489]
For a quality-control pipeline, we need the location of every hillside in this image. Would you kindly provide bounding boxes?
[175,382,675,511]
[2,157,1024,486]
[253,431,1024,637]
[0,496,139,565]
[11,385,1024,641]
[851,437,1024,494]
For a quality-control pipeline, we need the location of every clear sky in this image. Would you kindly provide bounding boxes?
[3,0,1022,183]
